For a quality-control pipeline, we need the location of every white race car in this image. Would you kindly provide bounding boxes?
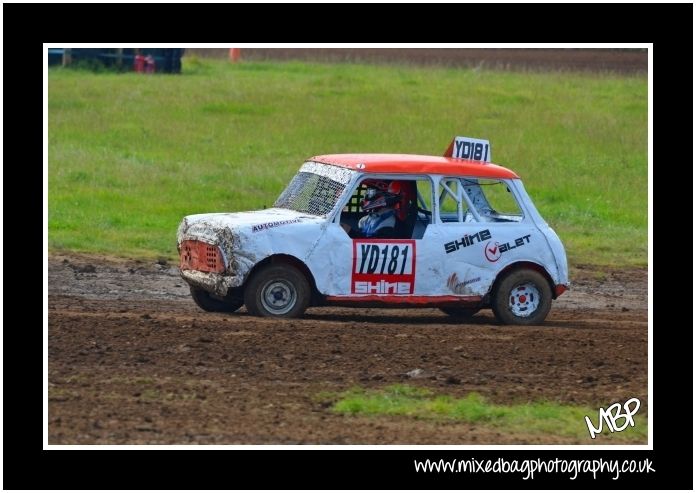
[177,136,568,325]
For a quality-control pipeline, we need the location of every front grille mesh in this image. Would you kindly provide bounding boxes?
[180,240,224,273]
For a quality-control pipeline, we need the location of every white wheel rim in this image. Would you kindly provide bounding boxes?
[508,282,540,317]
[260,279,297,315]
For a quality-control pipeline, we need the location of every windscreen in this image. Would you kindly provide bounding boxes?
[274,162,354,216]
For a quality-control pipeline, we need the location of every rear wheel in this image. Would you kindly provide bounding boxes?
[440,307,479,319]
[190,286,242,313]
[491,269,552,325]
[244,264,310,318]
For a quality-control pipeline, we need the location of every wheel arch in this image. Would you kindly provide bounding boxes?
[243,254,320,303]
[490,261,557,300]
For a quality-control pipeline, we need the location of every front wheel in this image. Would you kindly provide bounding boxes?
[190,287,243,313]
[244,264,310,318]
[491,269,552,325]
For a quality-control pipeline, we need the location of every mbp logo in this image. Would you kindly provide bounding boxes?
[352,240,416,295]
[584,398,641,439]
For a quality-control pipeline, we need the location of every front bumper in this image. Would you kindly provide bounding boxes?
[180,269,244,297]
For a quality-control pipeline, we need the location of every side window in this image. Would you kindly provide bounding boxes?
[463,178,523,222]
[339,177,432,239]
[438,177,523,223]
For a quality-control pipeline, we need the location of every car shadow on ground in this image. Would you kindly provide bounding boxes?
[301,311,500,326]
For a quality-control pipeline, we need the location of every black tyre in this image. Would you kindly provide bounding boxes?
[190,286,242,313]
[244,264,310,318]
[491,269,552,325]
[440,307,479,319]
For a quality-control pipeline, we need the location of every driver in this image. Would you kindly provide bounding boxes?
[355,182,403,238]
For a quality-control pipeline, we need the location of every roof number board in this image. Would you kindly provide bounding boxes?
[452,136,491,162]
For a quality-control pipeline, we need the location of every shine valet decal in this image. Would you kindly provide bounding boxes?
[484,235,532,262]
[352,239,416,294]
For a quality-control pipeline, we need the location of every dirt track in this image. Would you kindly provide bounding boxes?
[186,48,648,74]
[48,254,648,444]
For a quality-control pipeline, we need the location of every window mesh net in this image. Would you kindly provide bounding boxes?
[274,172,346,216]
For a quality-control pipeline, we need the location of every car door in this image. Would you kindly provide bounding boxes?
[306,176,430,298]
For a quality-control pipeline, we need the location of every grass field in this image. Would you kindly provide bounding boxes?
[330,385,647,443]
[48,58,648,266]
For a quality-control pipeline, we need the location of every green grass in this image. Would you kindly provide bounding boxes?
[49,58,647,265]
[331,385,647,443]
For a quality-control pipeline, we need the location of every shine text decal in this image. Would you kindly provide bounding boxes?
[444,229,491,254]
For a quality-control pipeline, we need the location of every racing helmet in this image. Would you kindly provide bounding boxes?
[360,181,402,212]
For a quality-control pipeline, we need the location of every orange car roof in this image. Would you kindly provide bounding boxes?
[310,153,519,179]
